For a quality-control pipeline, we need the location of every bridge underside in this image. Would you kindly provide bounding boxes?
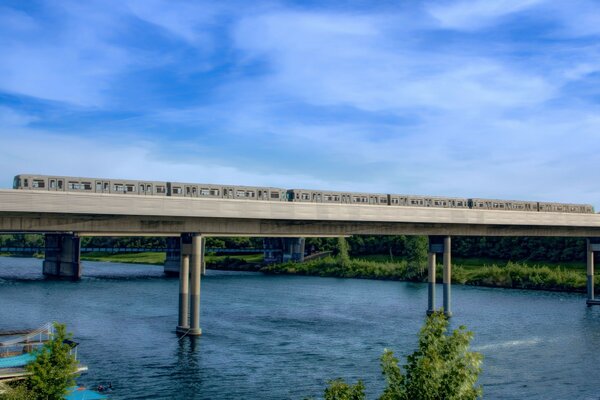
[2,212,600,237]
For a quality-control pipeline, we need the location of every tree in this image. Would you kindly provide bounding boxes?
[405,236,428,280]
[380,311,482,400]
[337,237,351,269]
[324,379,366,400]
[323,312,482,400]
[25,323,79,400]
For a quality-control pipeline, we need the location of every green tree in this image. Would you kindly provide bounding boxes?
[323,312,482,400]
[25,323,79,400]
[405,236,428,280]
[324,379,366,400]
[380,311,482,400]
[0,382,36,400]
[337,237,351,269]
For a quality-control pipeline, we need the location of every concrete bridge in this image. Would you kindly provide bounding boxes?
[1,189,599,336]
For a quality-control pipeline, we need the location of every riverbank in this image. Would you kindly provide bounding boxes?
[261,255,593,293]
[82,252,264,271]
[1,252,593,293]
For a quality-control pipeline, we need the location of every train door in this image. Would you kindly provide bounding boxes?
[48,177,61,191]
[96,181,104,193]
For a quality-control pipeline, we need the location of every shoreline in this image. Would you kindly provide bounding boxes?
[0,253,594,294]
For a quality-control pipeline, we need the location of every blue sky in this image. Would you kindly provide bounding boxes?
[1,0,600,206]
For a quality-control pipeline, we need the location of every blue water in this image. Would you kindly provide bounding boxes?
[1,256,599,399]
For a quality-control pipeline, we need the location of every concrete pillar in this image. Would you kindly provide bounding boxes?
[587,239,595,305]
[177,254,190,332]
[282,238,305,262]
[427,251,436,315]
[201,238,206,276]
[443,236,452,317]
[164,237,181,275]
[188,234,202,336]
[43,233,81,280]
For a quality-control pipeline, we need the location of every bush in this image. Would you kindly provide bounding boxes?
[322,311,482,400]
[26,323,79,399]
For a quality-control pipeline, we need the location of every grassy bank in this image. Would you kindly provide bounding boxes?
[79,252,264,268]
[261,255,594,293]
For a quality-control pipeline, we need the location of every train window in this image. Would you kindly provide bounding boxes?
[69,181,79,190]
[173,187,182,194]
[58,180,63,190]
[302,193,310,200]
[24,179,29,187]
[246,191,255,198]
[32,179,45,188]
[126,185,135,192]
[211,189,219,196]
[113,184,123,192]
[82,182,92,190]
[271,192,280,199]
[200,189,210,196]
[235,190,244,197]
[156,186,166,194]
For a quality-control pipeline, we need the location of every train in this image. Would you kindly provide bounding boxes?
[11,174,595,214]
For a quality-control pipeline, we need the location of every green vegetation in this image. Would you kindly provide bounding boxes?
[263,255,592,292]
[0,233,593,292]
[0,323,79,400]
[322,311,482,400]
[77,252,263,268]
[81,251,166,265]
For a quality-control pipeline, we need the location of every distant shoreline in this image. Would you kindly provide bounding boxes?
[0,252,593,294]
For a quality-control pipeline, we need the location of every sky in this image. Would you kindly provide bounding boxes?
[1,0,599,206]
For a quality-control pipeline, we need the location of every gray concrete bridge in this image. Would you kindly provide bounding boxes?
[1,189,599,336]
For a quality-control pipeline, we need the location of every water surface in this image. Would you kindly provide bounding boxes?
[1,257,599,399]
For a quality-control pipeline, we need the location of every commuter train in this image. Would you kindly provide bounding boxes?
[12,174,595,214]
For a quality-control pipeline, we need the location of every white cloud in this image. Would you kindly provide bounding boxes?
[233,11,555,114]
[126,0,218,46]
[427,0,545,31]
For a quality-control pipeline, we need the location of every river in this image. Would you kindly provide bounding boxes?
[0,256,599,399]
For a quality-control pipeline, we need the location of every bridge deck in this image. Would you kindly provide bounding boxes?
[1,189,600,236]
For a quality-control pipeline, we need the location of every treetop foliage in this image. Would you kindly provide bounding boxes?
[322,311,482,400]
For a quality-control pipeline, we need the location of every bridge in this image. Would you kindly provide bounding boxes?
[1,189,599,336]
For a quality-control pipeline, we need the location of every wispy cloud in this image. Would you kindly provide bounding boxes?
[1,1,600,207]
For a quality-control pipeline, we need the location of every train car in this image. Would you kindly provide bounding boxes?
[393,195,469,209]
[12,174,167,195]
[469,198,538,211]
[538,202,594,214]
[170,181,287,201]
[287,189,389,205]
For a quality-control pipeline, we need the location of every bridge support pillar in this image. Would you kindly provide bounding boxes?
[43,233,81,280]
[201,238,206,276]
[587,239,600,306]
[443,236,452,317]
[188,234,203,336]
[428,236,452,316]
[427,250,436,315]
[164,237,181,276]
[176,234,191,334]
